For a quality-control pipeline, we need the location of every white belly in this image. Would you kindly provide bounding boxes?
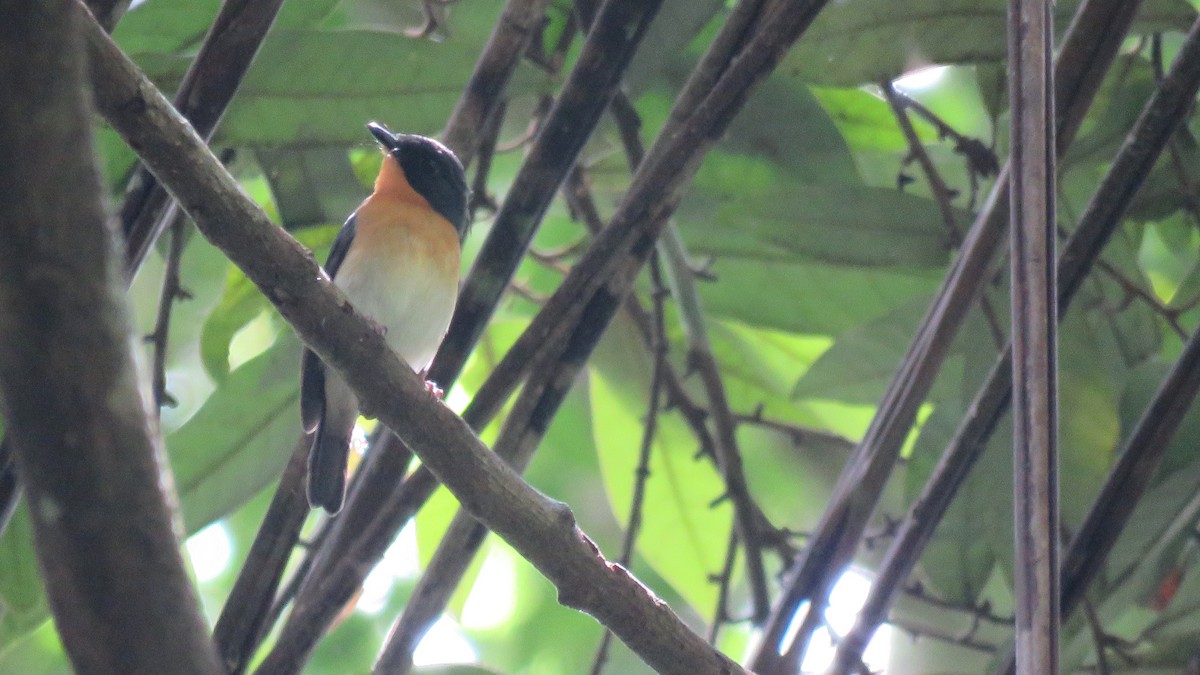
[333,235,458,374]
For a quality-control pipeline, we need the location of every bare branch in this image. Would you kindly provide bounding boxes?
[147,210,191,410]
[1007,0,1059,669]
[440,0,553,163]
[212,434,312,674]
[120,0,287,275]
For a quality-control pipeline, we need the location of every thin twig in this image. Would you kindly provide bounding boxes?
[902,582,1012,626]
[890,89,1001,181]
[609,86,770,622]
[1091,256,1188,338]
[590,257,669,675]
[147,209,191,410]
[732,411,856,453]
[888,618,998,655]
[882,79,1006,348]
[707,527,740,644]
[468,99,506,217]
[1083,598,1112,675]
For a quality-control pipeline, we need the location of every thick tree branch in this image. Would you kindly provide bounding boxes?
[829,14,1200,672]
[0,2,221,672]
[83,9,740,673]
[750,1,1147,668]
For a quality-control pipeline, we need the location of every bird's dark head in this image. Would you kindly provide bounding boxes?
[368,122,470,242]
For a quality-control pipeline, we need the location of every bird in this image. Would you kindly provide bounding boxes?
[301,122,469,514]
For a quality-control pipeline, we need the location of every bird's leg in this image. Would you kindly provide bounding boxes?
[419,369,444,400]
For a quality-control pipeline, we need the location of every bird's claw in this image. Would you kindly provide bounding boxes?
[418,370,444,400]
[366,316,388,337]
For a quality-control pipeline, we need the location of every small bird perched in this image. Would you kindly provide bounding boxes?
[301,122,469,514]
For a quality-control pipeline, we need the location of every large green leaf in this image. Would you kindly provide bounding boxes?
[0,508,46,651]
[590,318,730,615]
[169,334,304,532]
[678,166,957,268]
[782,0,1196,86]
[215,21,542,146]
[694,257,940,335]
[200,224,339,381]
[256,146,366,230]
[790,296,988,405]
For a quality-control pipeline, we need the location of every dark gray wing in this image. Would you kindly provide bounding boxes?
[301,214,359,432]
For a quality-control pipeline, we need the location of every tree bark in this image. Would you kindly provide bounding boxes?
[0,1,221,672]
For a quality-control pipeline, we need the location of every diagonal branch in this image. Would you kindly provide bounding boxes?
[211,433,312,674]
[83,7,741,674]
[439,0,552,164]
[750,1,1148,668]
[120,0,286,276]
[0,1,221,671]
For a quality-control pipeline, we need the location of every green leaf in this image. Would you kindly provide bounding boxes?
[200,224,339,381]
[720,78,861,185]
[168,333,303,532]
[693,257,940,335]
[211,21,542,146]
[791,296,986,404]
[0,508,47,650]
[678,159,956,268]
[256,147,367,230]
[782,0,1196,87]
[590,317,730,615]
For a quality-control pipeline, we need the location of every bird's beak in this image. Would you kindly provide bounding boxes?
[367,122,399,151]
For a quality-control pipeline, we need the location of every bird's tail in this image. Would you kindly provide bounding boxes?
[307,420,349,514]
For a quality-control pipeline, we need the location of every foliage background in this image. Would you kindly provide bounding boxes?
[4,0,1200,672]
